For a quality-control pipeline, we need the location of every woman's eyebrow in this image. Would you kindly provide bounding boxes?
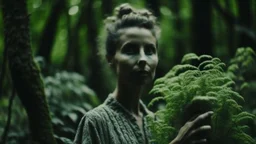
[121,41,140,47]
[144,43,157,48]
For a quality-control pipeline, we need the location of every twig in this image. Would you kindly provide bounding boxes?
[1,87,16,144]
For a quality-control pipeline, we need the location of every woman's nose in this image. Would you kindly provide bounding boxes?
[137,48,147,67]
[138,59,146,68]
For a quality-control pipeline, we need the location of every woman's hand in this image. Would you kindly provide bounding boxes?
[169,111,213,144]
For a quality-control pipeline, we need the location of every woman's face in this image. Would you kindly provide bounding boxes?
[111,27,158,85]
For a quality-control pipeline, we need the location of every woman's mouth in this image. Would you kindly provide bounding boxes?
[136,70,150,77]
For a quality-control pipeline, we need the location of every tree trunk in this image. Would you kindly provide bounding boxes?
[237,0,255,49]
[191,0,213,55]
[37,0,64,65]
[86,0,112,102]
[224,0,236,57]
[64,1,82,73]
[212,0,256,54]
[169,0,185,64]
[212,0,239,57]
[2,0,56,143]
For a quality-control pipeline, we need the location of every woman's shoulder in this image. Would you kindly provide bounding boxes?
[80,103,112,123]
[74,104,113,144]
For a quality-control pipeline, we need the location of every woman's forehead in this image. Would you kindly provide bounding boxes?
[117,27,156,43]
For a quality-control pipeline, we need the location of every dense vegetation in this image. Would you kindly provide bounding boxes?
[147,47,256,144]
[0,0,256,143]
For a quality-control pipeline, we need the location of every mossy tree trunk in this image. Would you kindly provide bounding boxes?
[2,0,57,143]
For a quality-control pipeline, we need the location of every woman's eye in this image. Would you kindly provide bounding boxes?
[145,45,156,55]
[121,43,139,54]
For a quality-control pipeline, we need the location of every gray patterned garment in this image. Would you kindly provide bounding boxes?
[73,94,153,144]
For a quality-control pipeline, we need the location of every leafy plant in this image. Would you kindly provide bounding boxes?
[147,52,255,144]
[0,96,30,144]
[227,47,256,138]
[227,47,256,92]
[227,47,256,108]
[0,70,99,144]
[44,71,100,142]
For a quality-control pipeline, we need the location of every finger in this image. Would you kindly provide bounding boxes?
[191,139,207,144]
[191,111,213,128]
[176,112,213,144]
[189,125,211,141]
[194,111,213,122]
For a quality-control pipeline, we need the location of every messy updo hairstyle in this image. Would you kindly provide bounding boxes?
[101,3,161,59]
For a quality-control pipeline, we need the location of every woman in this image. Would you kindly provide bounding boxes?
[74,3,213,144]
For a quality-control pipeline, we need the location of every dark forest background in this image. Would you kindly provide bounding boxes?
[0,0,256,143]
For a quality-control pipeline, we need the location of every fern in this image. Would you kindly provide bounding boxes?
[147,52,256,144]
[227,47,256,91]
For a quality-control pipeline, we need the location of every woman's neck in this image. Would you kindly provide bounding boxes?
[112,82,145,116]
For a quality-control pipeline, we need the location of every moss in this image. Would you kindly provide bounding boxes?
[3,0,57,143]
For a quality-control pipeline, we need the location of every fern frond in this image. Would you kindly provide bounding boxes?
[233,112,255,125]
[148,97,165,108]
[198,60,214,70]
[148,51,256,144]
[173,64,198,76]
[181,53,199,66]
[199,55,213,62]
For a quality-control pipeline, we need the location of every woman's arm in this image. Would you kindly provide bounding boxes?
[169,111,213,144]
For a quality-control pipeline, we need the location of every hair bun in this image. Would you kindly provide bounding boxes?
[115,3,134,18]
[138,9,152,18]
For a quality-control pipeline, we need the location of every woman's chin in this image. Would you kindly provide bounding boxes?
[133,77,152,86]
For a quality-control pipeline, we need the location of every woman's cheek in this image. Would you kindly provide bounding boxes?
[150,56,159,68]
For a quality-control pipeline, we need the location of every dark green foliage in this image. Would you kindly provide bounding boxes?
[226,47,256,138]
[0,71,99,144]
[44,71,100,142]
[0,97,30,144]
[227,47,256,93]
[147,52,256,144]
